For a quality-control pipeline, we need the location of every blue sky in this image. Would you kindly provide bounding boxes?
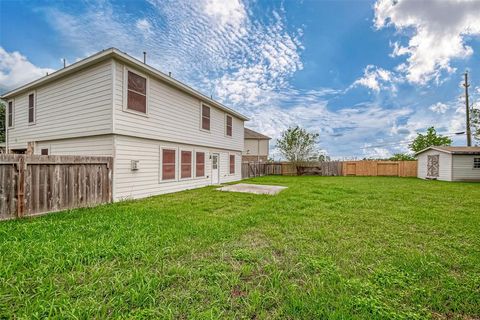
[1,0,479,159]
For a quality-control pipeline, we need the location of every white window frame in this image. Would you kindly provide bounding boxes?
[179,148,194,180]
[194,150,207,178]
[199,102,211,133]
[27,91,36,125]
[228,152,236,175]
[159,146,178,182]
[7,99,14,128]
[474,157,480,169]
[123,66,149,117]
[225,114,233,138]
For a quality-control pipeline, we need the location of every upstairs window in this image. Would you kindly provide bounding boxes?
[181,150,192,179]
[41,149,49,155]
[162,149,176,181]
[226,115,232,136]
[196,152,205,177]
[474,158,480,169]
[230,154,235,174]
[7,100,13,127]
[201,105,210,131]
[127,71,147,113]
[28,93,35,124]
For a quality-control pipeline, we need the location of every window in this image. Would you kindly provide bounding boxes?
[41,149,49,155]
[7,100,13,127]
[127,70,147,113]
[226,115,232,136]
[162,149,176,180]
[196,152,205,177]
[230,154,235,174]
[180,150,192,179]
[201,105,210,131]
[474,158,480,169]
[28,93,35,123]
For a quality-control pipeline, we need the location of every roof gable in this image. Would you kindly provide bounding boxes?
[244,128,271,140]
[415,146,480,155]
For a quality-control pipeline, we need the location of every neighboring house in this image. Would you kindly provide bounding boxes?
[1,48,249,200]
[416,146,480,182]
[243,128,271,163]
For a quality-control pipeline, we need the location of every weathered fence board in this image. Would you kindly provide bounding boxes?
[0,155,113,220]
[342,161,417,177]
[297,162,343,176]
[242,163,282,179]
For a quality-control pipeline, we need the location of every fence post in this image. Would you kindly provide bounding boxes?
[16,156,25,218]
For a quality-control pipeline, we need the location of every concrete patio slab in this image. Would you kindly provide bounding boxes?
[217,183,287,195]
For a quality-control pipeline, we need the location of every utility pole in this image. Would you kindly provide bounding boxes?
[463,71,472,146]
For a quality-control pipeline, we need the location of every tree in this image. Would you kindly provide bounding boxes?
[409,127,452,153]
[472,106,480,145]
[0,101,5,143]
[276,126,319,163]
[389,153,415,161]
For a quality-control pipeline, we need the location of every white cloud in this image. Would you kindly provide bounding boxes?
[374,0,480,84]
[0,47,55,90]
[351,64,396,92]
[136,18,153,34]
[203,0,246,29]
[429,102,449,114]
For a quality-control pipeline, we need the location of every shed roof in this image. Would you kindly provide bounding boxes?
[0,48,249,121]
[415,146,480,155]
[244,128,271,140]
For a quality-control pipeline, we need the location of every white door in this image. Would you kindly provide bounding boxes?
[211,153,220,184]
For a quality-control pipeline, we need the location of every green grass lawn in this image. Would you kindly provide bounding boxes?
[1,177,479,319]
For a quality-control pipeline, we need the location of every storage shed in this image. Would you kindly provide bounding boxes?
[415,146,480,182]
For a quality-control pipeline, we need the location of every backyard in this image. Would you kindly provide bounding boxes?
[0,176,479,319]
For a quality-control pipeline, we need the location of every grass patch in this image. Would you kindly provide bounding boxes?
[0,176,479,319]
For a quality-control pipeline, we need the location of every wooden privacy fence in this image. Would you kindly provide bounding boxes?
[242,162,282,178]
[342,160,417,177]
[0,155,113,220]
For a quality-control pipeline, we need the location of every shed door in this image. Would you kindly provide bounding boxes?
[427,155,439,178]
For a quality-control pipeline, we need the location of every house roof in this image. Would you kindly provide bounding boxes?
[244,128,271,140]
[0,48,249,121]
[415,146,480,155]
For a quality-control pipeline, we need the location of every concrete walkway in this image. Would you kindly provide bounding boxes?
[217,183,287,195]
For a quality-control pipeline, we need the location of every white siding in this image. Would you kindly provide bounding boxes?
[452,155,480,181]
[34,135,114,156]
[417,149,452,181]
[113,135,242,200]
[113,60,244,152]
[243,139,269,156]
[7,61,113,150]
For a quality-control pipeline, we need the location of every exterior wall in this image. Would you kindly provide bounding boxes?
[6,61,113,150]
[242,155,268,163]
[112,60,244,152]
[34,135,114,156]
[452,155,480,181]
[417,150,452,181]
[243,139,269,157]
[113,135,242,200]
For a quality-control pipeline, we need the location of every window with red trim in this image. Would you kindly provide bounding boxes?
[8,101,13,127]
[229,155,235,174]
[28,93,35,123]
[127,71,147,113]
[181,150,192,179]
[162,149,176,180]
[196,152,205,177]
[226,115,232,136]
[201,105,210,130]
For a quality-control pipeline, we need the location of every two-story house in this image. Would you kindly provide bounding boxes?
[1,48,248,200]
